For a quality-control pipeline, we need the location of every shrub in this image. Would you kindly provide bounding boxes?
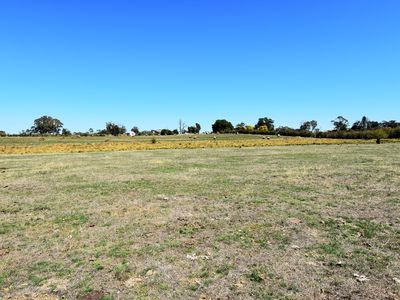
[388,128,400,138]
[160,129,173,135]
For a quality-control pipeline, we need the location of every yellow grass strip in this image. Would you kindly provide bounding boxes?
[1,138,398,155]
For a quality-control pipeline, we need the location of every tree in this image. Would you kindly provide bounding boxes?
[361,116,369,130]
[310,120,318,132]
[105,122,126,136]
[179,119,186,134]
[352,116,369,130]
[257,125,268,133]
[381,120,400,128]
[299,120,318,132]
[332,116,349,131]
[0,130,6,137]
[131,127,139,135]
[61,128,71,136]
[187,123,201,134]
[32,116,63,134]
[351,121,363,131]
[187,126,197,133]
[160,129,173,135]
[299,121,312,132]
[212,119,234,133]
[367,121,380,129]
[255,117,274,131]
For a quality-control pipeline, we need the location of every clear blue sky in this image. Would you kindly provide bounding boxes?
[1,0,399,133]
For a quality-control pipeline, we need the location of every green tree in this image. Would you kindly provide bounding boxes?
[310,120,318,132]
[187,123,201,134]
[298,120,318,132]
[212,119,234,133]
[131,126,139,135]
[381,120,400,128]
[160,129,173,135]
[61,128,71,136]
[255,117,274,131]
[105,122,126,136]
[299,121,312,132]
[32,116,63,134]
[332,116,349,131]
[257,125,268,133]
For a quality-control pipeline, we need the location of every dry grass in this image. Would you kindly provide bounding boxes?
[0,135,396,155]
[0,144,399,299]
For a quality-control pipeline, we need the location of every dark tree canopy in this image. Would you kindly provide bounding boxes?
[332,116,349,131]
[255,117,274,131]
[187,123,201,134]
[160,129,174,135]
[212,119,234,133]
[299,120,318,132]
[105,122,126,136]
[131,126,139,134]
[381,120,400,128]
[33,116,63,134]
[61,128,71,136]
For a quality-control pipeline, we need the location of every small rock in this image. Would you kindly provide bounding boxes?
[291,245,301,250]
[393,277,400,284]
[353,273,369,282]
[187,253,198,260]
[146,269,154,276]
[336,261,345,266]
[186,253,210,260]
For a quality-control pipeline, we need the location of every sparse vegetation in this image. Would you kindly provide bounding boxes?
[0,144,399,299]
[1,134,398,155]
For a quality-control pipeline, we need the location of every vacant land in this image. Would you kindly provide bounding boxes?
[1,144,399,299]
[0,135,394,154]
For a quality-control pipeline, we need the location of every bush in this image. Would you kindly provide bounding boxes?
[0,130,6,137]
[317,129,390,139]
[388,128,400,138]
[160,129,173,135]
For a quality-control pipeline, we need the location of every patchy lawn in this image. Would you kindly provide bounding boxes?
[0,144,399,299]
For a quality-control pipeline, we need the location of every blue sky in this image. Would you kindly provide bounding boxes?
[1,0,399,133]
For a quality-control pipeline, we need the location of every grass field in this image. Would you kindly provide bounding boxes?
[1,135,396,155]
[1,144,399,299]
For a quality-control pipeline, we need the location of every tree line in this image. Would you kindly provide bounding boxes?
[1,115,400,139]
